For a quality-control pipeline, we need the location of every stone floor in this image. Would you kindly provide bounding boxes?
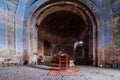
[0,65,120,80]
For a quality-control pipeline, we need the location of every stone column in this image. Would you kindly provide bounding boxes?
[4,0,19,55]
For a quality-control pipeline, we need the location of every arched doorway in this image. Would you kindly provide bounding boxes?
[26,0,98,66]
[75,44,85,65]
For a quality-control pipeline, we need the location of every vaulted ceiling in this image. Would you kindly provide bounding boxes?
[37,10,89,44]
[41,11,87,37]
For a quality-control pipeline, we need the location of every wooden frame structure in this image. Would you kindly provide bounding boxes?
[59,54,68,70]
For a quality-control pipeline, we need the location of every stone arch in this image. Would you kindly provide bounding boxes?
[21,0,103,65]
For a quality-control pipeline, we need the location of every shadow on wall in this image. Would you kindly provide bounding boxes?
[23,49,29,65]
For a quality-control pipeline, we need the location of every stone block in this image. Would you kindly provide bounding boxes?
[118,64,120,69]
[112,64,118,68]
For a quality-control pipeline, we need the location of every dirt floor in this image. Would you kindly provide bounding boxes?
[0,65,120,80]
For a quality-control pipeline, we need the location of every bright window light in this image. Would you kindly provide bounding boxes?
[79,41,83,44]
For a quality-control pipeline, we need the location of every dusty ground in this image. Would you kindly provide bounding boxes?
[0,65,120,80]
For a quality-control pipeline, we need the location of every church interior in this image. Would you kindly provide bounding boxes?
[0,0,120,80]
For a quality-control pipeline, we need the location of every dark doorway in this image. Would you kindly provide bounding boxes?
[75,45,85,65]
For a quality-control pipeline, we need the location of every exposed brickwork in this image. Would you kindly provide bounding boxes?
[98,45,120,66]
